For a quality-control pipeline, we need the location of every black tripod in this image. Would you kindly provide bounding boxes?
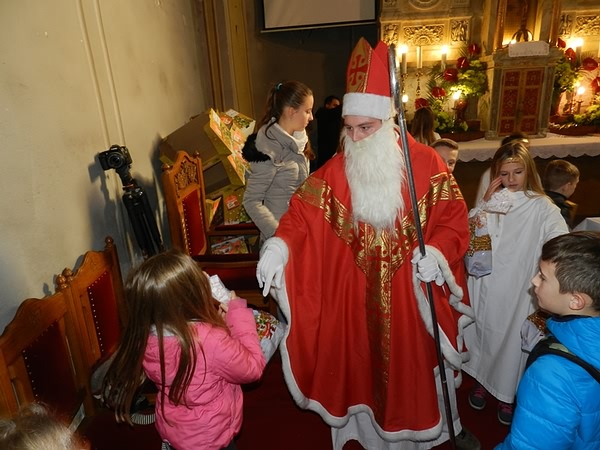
[99,145,164,258]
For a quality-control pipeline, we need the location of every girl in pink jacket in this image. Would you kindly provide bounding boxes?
[103,250,266,450]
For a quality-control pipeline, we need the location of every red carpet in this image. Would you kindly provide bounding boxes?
[238,353,509,450]
[82,353,509,449]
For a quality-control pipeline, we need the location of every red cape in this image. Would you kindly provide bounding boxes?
[274,134,470,440]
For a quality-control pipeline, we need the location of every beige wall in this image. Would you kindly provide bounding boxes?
[244,1,377,122]
[0,0,377,330]
[0,0,211,329]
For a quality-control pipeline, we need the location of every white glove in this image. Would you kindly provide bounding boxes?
[411,248,444,286]
[257,240,287,297]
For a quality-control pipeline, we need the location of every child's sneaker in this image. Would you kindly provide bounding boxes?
[468,383,487,410]
[455,427,481,450]
[497,401,514,426]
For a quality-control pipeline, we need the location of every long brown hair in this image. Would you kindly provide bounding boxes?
[410,107,437,145]
[489,141,544,196]
[258,80,315,160]
[102,250,226,424]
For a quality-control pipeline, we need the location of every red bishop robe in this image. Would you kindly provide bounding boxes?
[272,132,471,446]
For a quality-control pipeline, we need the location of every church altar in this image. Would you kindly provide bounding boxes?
[457,133,600,162]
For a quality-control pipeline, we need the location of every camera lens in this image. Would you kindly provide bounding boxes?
[107,153,124,168]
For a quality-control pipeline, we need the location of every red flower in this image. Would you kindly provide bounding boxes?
[431,86,446,99]
[457,56,470,70]
[414,98,429,110]
[443,68,459,82]
[565,48,576,63]
[468,43,481,56]
[592,77,600,94]
[582,57,599,71]
[557,38,566,49]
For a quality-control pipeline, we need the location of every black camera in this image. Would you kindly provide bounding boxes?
[99,145,132,171]
[97,144,164,257]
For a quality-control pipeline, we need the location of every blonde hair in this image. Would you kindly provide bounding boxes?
[0,403,84,450]
[490,141,544,196]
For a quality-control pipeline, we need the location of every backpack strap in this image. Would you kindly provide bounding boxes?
[527,335,600,384]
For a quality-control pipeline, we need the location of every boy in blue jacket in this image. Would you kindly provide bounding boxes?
[496,231,600,449]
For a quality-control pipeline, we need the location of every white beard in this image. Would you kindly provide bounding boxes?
[343,119,406,231]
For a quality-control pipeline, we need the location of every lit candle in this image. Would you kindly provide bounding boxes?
[574,37,583,66]
[400,45,408,75]
[440,45,448,71]
[416,46,423,70]
[576,86,586,113]
[452,90,461,108]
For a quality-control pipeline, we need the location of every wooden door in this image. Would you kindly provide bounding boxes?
[498,67,544,136]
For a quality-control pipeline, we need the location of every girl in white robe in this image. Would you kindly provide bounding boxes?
[463,142,568,425]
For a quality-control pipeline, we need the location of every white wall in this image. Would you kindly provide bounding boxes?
[0,0,211,329]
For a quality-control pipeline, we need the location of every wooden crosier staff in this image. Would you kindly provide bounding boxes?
[387,45,457,450]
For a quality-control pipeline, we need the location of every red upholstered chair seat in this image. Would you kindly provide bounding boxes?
[162,151,274,313]
[86,270,121,360]
[21,321,81,418]
[0,291,91,420]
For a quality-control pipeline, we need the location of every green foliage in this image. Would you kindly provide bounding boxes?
[433,110,468,133]
[434,111,454,133]
[573,94,600,125]
[429,46,488,100]
[454,60,488,97]
[554,57,581,93]
[425,45,486,133]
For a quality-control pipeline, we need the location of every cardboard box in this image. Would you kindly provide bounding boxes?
[209,108,256,153]
[159,109,255,199]
[159,113,222,168]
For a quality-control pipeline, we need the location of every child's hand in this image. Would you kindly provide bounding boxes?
[483,176,503,202]
[218,301,228,317]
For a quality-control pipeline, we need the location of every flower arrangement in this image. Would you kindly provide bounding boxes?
[554,56,580,94]
[435,109,468,133]
[418,43,487,135]
[550,38,600,131]
[418,43,488,135]
[573,93,600,125]
[553,39,584,94]
[432,43,489,100]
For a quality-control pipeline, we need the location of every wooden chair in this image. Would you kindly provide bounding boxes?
[0,289,92,425]
[161,151,275,314]
[58,236,126,371]
[58,237,157,426]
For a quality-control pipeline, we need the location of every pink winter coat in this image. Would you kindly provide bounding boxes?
[143,299,266,450]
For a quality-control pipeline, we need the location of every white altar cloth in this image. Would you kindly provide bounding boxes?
[457,133,600,162]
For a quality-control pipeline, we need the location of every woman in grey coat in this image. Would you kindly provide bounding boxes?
[242,80,315,244]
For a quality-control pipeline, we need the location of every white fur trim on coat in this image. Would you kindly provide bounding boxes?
[412,245,475,383]
[342,92,394,120]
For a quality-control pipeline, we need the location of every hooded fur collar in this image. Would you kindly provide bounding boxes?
[242,133,270,162]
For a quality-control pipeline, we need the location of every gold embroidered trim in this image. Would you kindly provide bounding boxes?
[466,219,492,257]
[526,309,550,333]
[295,171,461,421]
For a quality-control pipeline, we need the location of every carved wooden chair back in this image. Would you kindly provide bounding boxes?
[161,151,274,314]
[0,289,92,423]
[58,236,126,370]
